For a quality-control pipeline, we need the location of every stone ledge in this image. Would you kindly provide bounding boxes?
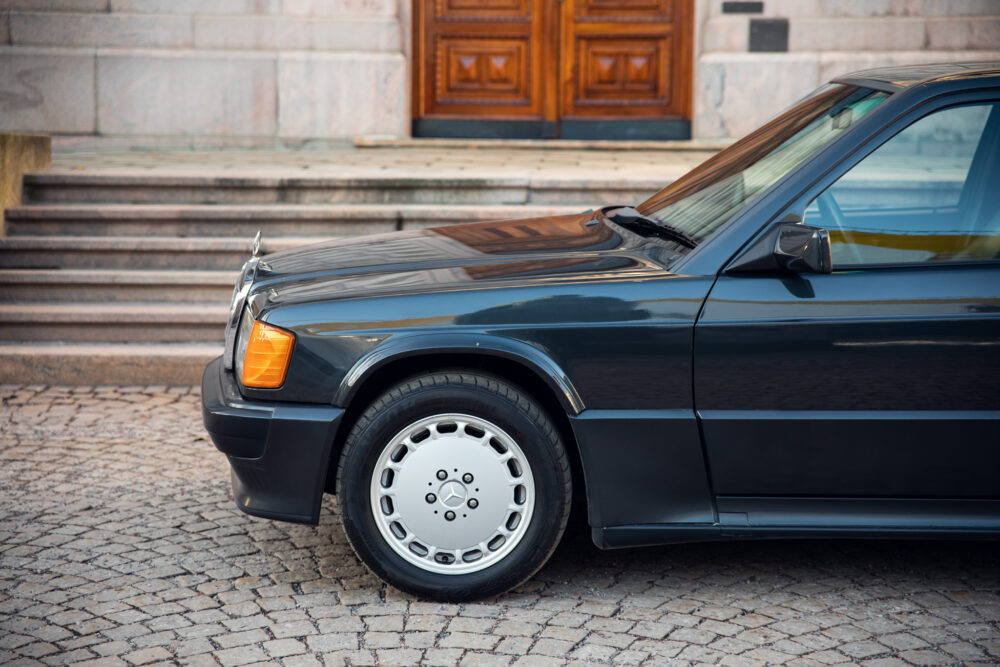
[354,137,732,151]
[193,15,400,52]
[9,11,193,49]
[0,0,110,12]
[0,342,221,385]
[0,133,51,235]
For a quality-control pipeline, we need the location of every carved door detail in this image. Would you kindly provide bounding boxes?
[413,0,691,139]
[414,0,552,122]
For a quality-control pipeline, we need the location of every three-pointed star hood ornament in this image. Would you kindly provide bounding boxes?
[251,230,262,258]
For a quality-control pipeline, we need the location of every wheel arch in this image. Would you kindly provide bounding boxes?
[324,335,589,516]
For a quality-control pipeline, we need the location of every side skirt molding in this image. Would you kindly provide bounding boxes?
[592,497,1000,549]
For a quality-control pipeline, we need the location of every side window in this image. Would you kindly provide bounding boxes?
[805,102,999,266]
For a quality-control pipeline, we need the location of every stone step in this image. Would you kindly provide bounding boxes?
[0,236,318,270]
[3,203,583,237]
[0,343,221,386]
[23,172,663,206]
[0,304,227,343]
[0,269,237,303]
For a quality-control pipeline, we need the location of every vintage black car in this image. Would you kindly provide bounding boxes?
[203,63,1000,601]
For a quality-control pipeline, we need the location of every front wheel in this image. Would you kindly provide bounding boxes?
[336,371,572,601]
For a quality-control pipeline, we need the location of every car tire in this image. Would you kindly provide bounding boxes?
[336,371,572,601]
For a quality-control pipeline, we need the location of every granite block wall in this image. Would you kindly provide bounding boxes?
[0,0,997,142]
[693,0,1000,139]
[0,0,407,142]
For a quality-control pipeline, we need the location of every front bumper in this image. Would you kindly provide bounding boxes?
[201,356,344,524]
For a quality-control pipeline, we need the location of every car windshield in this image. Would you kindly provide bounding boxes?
[636,84,890,244]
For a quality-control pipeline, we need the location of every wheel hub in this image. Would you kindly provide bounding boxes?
[437,480,468,508]
[369,413,535,575]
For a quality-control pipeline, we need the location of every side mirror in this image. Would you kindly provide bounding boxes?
[728,221,832,274]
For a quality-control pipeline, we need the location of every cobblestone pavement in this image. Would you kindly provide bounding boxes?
[2,386,999,667]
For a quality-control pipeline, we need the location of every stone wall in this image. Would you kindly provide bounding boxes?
[0,0,408,144]
[692,0,1000,139]
[1,1,998,143]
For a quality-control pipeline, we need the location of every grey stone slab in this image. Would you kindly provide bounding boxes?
[926,17,1000,51]
[193,16,399,52]
[0,46,96,134]
[0,0,109,10]
[97,50,276,136]
[816,50,1000,91]
[10,12,192,48]
[109,0,279,13]
[789,17,925,52]
[693,52,819,139]
[1,10,9,45]
[278,52,406,139]
[281,0,396,16]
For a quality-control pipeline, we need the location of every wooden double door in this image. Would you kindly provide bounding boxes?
[412,0,692,139]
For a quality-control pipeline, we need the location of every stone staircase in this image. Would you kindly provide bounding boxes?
[0,168,664,385]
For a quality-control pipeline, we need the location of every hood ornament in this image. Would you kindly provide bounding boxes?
[251,230,262,258]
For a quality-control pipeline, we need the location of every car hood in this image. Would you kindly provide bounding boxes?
[251,211,686,309]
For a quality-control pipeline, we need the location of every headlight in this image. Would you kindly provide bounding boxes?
[223,257,258,370]
[236,310,295,389]
[234,306,254,383]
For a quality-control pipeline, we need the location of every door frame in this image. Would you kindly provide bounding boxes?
[411,0,694,139]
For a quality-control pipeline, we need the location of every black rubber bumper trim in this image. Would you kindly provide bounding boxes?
[201,356,344,525]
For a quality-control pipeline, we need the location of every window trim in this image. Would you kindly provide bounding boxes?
[721,87,1000,275]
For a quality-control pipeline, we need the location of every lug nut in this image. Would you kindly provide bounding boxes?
[444,511,455,521]
[467,498,478,509]
[436,469,447,480]
[462,473,474,483]
[425,493,436,503]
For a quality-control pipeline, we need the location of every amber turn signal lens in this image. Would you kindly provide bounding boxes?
[241,320,295,389]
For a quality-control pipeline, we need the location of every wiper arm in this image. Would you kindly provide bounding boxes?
[600,206,698,249]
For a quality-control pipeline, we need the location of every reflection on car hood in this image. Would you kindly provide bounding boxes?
[251,212,685,308]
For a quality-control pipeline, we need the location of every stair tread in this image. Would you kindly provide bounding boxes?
[0,343,222,385]
[0,269,238,284]
[0,303,228,322]
[0,342,223,352]
[5,203,583,219]
[0,235,324,249]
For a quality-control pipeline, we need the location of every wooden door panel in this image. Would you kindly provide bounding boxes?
[438,38,530,104]
[561,0,689,119]
[413,0,691,135]
[416,0,546,119]
[575,0,673,22]
[438,0,528,19]
[576,36,669,105]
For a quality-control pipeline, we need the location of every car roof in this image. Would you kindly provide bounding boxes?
[831,61,1000,93]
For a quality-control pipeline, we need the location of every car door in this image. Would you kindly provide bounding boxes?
[694,95,1000,502]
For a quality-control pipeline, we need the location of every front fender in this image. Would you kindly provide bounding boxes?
[333,332,585,415]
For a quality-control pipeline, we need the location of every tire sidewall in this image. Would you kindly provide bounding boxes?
[338,376,569,600]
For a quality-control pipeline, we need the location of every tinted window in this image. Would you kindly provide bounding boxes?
[638,85,888,245]
[806,102,1000,266]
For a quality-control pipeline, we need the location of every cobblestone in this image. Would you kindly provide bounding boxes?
[2,385,1000,665]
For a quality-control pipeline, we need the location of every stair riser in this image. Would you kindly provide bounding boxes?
[25,184,658,206]
[0,284,232,304]
[0,323,223,343]
[0,250,251,270]
[0,350,216,386]
[5,220,397,238]
[26,184,529,205]
[530,187,658,206]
